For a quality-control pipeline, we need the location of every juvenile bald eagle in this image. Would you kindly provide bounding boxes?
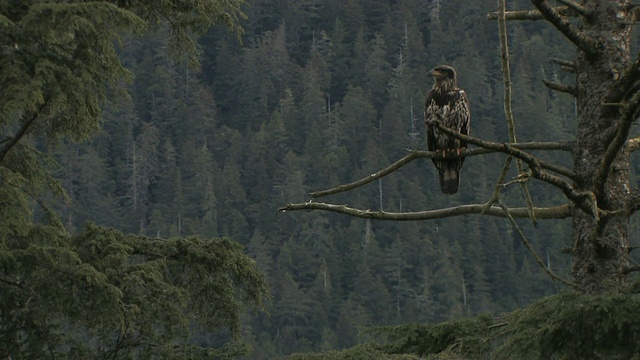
[424,65,471,195]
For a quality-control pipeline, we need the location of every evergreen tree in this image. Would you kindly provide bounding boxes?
[0,1,267,358]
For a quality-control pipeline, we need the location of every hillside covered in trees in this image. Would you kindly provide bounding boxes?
[44,0,640,358]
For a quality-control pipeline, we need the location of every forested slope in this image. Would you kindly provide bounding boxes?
[52,0,640,357]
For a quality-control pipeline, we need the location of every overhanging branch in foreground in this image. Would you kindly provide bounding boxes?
[279,201,572,221]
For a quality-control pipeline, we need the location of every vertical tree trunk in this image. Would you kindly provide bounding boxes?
[572,0,632,293]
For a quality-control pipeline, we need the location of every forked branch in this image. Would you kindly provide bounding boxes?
[482,155,513,212]
[531,0,597,56]
[429,120,601,218]
[309,142,573,198]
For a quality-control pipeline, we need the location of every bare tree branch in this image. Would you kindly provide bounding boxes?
[429,120,601,218]
[483,155,513,212]
[550,57,575,73]
[487,6,577,21]
[531,0,597,56]
[309,142,574,198]
[543,79,577,95]
[310,151,422,198]
[498,201,577,288]
[428,123,566,180]
[498,0,537,225]
[279,201,572,220]
[555,0,589,16]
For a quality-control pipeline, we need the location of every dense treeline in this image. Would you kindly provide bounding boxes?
[52,0,627,357]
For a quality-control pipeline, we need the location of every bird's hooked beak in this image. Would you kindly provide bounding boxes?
[428,68,442,78]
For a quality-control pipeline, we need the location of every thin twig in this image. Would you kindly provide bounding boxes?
[498,0,537,225]
[503,174,532,187]
[482,155,513,213]
[309,151,420,198]
[498,201,577,288]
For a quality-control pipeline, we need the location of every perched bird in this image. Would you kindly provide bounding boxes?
[424,65,471,195]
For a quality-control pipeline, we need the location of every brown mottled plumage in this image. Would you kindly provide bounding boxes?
[424,65,471,194]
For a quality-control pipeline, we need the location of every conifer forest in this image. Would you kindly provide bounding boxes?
[4,0,640,359]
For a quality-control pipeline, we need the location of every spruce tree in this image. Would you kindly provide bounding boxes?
[0,1,267,358]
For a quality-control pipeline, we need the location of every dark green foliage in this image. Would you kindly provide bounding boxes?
[4,0,622,358]
[0,223,267,358]
[285,294,640,359]
[1,0,266,358]
[1,3,141,139]
[377,316,493,358]
[498,293,640,359]
[115,0,247,62]
[286,343,419,360]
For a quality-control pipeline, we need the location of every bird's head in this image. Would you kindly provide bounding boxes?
[429,65,457,91]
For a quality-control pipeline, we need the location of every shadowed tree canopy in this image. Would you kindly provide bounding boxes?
[0,1,268,358]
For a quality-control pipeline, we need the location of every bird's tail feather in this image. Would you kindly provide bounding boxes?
[438,165,460,195]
